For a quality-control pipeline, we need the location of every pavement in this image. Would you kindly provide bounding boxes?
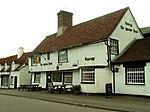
[0,89,150,112]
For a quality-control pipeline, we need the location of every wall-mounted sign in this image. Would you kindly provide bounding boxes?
[85,57,95,61]
[120,20,138,34]
[125,21,132,27]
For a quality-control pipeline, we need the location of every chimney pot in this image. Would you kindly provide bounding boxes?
[57,10,73,36]
[18,47,24,58]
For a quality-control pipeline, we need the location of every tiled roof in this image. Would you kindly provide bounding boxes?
[113,37,150,64]
[34,7,128,53]
[14,52,31,64]
[0,52,31,71]
[0,55,17,65]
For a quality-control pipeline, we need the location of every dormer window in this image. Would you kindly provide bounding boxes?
[110,38,119,55]
[58,50,68,63]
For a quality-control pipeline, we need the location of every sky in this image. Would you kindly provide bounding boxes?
[0,0,149,58]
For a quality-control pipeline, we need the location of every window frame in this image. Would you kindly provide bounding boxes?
[125,67,145,85]
[52,72,62,82]
[58,50,68,63]
[110,38,119,55]
[34,73,41,83]
[81,67,95,84]
[47,53,50,60]
[64,72,73,84]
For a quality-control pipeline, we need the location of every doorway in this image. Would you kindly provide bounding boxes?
[46,72,51,90]
[14,76,17,89]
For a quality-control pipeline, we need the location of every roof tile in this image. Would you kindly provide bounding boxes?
[34,7,128,53]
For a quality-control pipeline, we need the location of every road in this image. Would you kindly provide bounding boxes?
[0,94,116,112]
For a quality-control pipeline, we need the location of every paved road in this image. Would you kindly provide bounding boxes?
[0,94,116,112]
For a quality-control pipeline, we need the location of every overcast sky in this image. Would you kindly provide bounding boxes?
[0,0,149,58]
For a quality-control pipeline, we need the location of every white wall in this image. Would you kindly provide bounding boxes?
[81,68,112,93]
[19,65,30,85]
[110,9,143,60]
[29,42,108,73]
[115,63,150,96]
[10,65,30,88]
[10,72,19,88]
[31,72,46,88]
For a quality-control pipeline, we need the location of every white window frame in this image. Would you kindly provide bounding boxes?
[126,67,145,85]
[81,67,95,83]
[64,72,73,84]
[110,38,119,55]
[58,50,68,63]
[34,73,41,83]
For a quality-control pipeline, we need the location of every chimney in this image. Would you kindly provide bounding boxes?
[17,47,24,58]
[57,10,73,37]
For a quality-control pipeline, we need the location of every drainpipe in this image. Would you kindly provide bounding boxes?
[112,66,115,94]
[105,39,115,94]
[104,40,111,67]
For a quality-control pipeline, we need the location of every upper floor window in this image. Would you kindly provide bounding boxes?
[58,50,68,63]
[81,67,95,83]
[110,39,119,55]
[47,53,50,60]
[125,67,145,85]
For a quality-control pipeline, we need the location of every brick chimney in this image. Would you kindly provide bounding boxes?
[57,10,73,37]
[17,47,24,58]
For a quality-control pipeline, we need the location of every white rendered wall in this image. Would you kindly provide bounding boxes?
[29,42,108,73]
[115,63,150,96]
[81,68,112,93]
[110,9,143,60]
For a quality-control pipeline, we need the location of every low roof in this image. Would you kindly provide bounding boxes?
[113,37,150,64]
[34,7,128,54]
[141,27,150,35]
[0,52,31,65]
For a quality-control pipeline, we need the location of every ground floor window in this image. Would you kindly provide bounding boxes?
[126,67,145,85]
[52,73,62,82]
[1,75,9,86]
[64,72,73,84]
[34,73,41,83]
[81,67,95,83]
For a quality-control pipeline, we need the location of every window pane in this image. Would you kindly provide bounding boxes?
[126,67,145,85]
[82,68,95,83]
[1,75,9,86]
[64,72,73,84]
[58,50,68,63]
[52,73,62,82]
[34,73,41,83]
[110,39,119,55]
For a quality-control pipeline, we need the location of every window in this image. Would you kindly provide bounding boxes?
[52,73,62,82]
[126,67,145,85]
[1,75,9,86]
[34,73,41,83]
[81,67,95,83]
[64,72,73,84]
[58,50,68,63]
[110,39,119,55]
[32,55,41,64]
[47,53,50,60]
